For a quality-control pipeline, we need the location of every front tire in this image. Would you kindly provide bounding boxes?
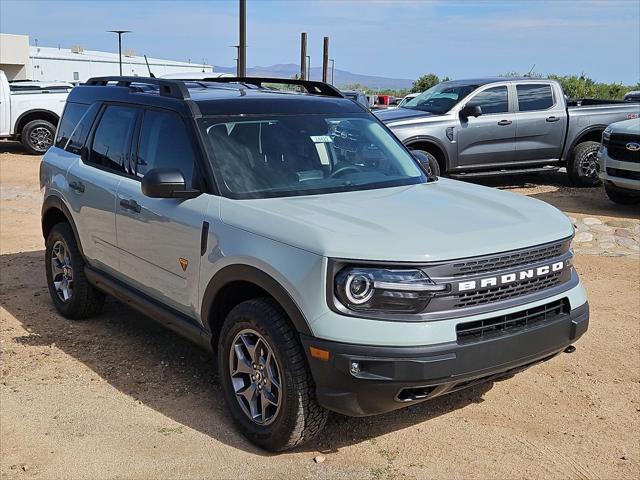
[45,223,105,319]
[567,141,602,187]
[604,184,640,205]
[218,298,328,451]
[21,119,56,155]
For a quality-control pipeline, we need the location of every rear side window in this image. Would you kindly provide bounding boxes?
[65,103,100,155]
[516,84,554,111]
[136,110,196,187]
[55,103,88,148]
[88,105,138,174]
[469,86,509,114]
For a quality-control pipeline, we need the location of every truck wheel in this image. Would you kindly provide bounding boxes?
[45,223,105,319]
[410,149,441,177]
[218,298,328,451]
[568,141,602,187]
[604,184,640,205]
[21,119,56,155]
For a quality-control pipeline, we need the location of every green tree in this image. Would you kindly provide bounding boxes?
[411,74,440,93]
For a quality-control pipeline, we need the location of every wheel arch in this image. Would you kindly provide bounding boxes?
[15,109,60,135]
[201,264,313,351]
[403,136,449,173]
[562,125,606,164]
[41,195,84,257]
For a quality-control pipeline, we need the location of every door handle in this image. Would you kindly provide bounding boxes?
[497,120,512,126]
[546,116,560,122]
[119,199,141,213]
[69,180,85,193]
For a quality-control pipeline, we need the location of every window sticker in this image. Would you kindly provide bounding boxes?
[310,135,333,143]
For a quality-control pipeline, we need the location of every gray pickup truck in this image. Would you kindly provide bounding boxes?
[376,78,640,186]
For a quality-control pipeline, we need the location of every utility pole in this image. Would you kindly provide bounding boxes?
[300,32,308,80]
[330,58,335,84]
[107,30,131,76]
[322,36,329,83]
[238,0,247,77]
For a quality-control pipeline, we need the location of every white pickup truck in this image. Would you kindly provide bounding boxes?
[0,70,72,154]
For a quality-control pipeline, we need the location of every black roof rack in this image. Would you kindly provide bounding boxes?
[200,77,344,98]
[84,76,191,100]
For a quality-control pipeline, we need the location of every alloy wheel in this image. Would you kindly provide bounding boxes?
[228,328,282,425]
[51,240,73,302]
[29,127,53,152]
[579,149,599,179]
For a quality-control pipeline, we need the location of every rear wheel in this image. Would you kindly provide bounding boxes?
[410,149,441,177]
[21,119,56,155]
[567,141,602,187]
[604,184,640,205]
[218,298,328,451]
[45,223,105,319]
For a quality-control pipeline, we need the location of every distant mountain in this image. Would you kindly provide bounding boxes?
[213,63,414,90]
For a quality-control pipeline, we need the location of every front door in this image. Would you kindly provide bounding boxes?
[456,85,516,168]
[115,108,209,318]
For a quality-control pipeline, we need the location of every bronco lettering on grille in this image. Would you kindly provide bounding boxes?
[457,261,565,292]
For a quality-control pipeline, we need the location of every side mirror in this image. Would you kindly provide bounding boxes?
[459,104,482,119]
[141,168,200,199]
[411,150,437,178]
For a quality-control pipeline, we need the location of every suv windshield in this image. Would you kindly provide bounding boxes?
[403,83,479,114]
[198,113,425,199]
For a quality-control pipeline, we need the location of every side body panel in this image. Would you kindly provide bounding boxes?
[115,177,210,318]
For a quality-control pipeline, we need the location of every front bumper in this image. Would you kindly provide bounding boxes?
[302,302,589,417]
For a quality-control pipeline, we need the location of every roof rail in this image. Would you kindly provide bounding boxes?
[202,77,344,98]
[84,76,191,100]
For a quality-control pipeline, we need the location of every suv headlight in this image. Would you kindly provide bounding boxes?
[334,267,447,313]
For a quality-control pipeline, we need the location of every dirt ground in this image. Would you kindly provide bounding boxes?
[1,143,639,480]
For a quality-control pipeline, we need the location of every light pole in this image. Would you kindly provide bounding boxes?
[330,58,335,85]
[306,55,311,80]
[107,30,131,76]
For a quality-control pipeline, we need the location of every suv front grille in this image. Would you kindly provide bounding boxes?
[450,240,566,277]
[605,133,640,163]
[456,298,569,344]
[453,271,564,308]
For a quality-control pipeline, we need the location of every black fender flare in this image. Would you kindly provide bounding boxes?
[402,135,451,169]
[41,195,84,258]
[562,124,607,163]
[201,264,313,337]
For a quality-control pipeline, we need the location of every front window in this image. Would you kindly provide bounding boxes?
[403,83,479,114]
[198,114,425,198]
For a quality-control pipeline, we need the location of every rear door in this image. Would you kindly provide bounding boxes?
[65,103,138,275]
[456,84,516,167]
[514,82,567,162]
[115,108,209,318]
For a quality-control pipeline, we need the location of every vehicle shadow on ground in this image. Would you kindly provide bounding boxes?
[0,141,33,156]
[471,171,640,219]
[1,250,493,456]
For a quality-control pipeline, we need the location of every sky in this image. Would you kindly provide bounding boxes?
[1,0,639,84]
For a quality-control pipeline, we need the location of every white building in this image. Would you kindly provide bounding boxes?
[0,33,213,83]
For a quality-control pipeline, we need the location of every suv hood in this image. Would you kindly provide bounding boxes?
[220,178,573,262]
[374,108,437,123]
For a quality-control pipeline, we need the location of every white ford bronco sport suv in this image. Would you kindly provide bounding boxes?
[40,76,589,451]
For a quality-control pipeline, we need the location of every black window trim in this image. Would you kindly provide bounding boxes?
[514,82,557,113]
[83,102,141,179]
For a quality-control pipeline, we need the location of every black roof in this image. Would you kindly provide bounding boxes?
[67,76,365,117]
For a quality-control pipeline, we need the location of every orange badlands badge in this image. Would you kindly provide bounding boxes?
[178,258,189,271]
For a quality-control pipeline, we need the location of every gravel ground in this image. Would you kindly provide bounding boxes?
[1,143,639,479]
